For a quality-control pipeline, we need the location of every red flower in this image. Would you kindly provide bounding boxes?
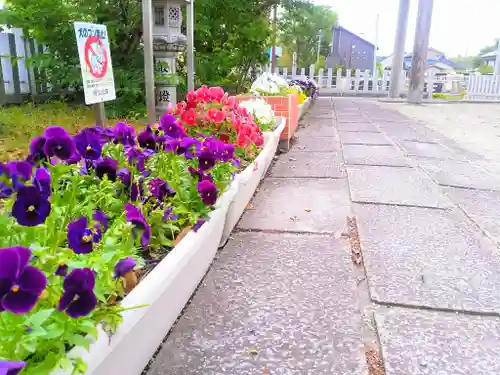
[237,132,251,148]
[186,91,197,105]
[196,85,211,102]
[207,108,226,124]
[219,133,230,143]
[223,94,236,109]
[208,87,224,102]
[253,132,264,147]
[181,108,197,126]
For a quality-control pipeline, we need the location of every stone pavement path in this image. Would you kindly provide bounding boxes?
[336,98,500,375]
[146,98,500,375]
[146,98,368,375]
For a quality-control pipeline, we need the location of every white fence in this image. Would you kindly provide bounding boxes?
[268,64,500,101]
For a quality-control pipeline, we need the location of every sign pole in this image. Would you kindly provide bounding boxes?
[95,103,106,126]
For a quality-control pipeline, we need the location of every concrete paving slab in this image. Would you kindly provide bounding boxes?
[337,122,379,132]
[293,136,340,152]
[375,308,500,375]
[340,131,392,145]
[238,178,350,233]
[401,141,466,160]
[347,165,449,208]
[445,187,500,245]
[355,203,500,312]
[417,158,500,191]
[336,116,371,123]
[270,151,344,178]
[343,145,410,167]
[295,122,336,137]
[147,233,365,375]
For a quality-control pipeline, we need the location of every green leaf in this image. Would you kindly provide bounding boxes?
[70,334,91,351]
[25,308,54,327]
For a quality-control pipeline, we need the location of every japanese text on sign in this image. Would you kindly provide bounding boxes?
[74,22,116,105]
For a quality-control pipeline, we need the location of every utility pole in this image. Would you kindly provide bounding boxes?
[372,14,379,80]
[271,4,278,73]
[408,0,434,103]
[316,30,323,64]
[186,0,195,91]
[142,0,156,123]
[494,40,500,75]
[389,0,410,98]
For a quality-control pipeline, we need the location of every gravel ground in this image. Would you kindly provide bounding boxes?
[378,102,500,161]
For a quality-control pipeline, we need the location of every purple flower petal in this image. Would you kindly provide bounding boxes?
[12,186,51,227]
[74,129,102,160]
[197,179,218,205]
[1,288,39,314]
[7,161,33,181]
[0,360,26,375]
[17,266,47,294]
[65,290,97,318]
[62,268,95,293]
[114,257,136,278]
[95,158,118,181]
[67,217,96,254]
[93,210,108,232]
[33,168,51,199]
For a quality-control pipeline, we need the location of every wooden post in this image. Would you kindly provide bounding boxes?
[389,0,410,98]
[408,0,434,104]
[142,0,156,123]
[186,0,195,91]
[271,4,277,74]
[95,103,106,126]
[8,34,22,104]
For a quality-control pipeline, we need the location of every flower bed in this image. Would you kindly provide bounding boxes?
[220,116,286,246]
[0,86,268,375]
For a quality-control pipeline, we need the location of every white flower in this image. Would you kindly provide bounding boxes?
[239,98,275,126]
[250,72,289,95]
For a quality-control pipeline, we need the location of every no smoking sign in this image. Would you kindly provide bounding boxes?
[74,22,116,105]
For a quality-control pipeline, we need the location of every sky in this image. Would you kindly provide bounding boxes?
[313,0,500,57]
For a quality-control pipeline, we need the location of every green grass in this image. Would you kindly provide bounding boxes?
[0,102,144,161]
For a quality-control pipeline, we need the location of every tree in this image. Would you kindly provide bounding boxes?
[478,63,494,74]
[279,0,337,67]
[193,0,277,92]
[0,0,145,116]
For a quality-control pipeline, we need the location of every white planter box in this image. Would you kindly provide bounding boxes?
[298,97,311,120]
[52,181,239,375]
[219,117,286,246]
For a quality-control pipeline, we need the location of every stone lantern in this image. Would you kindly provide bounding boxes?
[152,0,188,113]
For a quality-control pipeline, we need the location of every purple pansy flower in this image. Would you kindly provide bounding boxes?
[221,143,235,161]
[137,126,156,150]
[0,182,13,199]
[57,268,97,318]
[113,122,136,146]
[127,147,148,172]
[198,150,217,171]
[160,115,186,138]
[164,138,181,154]
[95,158,118,181]
[67,217,101,254]
[33,168,51,199]
[12,186,51,226]
[113,257,136,278]
[179,137,200,159]
[188,167,213,182]
[0,360,26,375]
[7,161,33,181]
[193,218,206,232]
[197,179,218,205]
[93,210,108,232]
[28,136,47,163]
[66,152,82,165]
[163,206,178,222]
[0,246,47,314]
[54,263,68,277]
[43,126,76,161]
[74,129,102,160]
[125,203,151,249]
[118,168,131,186]
[149,178,176,201]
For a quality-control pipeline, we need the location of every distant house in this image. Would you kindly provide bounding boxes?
[381,48,459,73]
[326,25,375,70]
[481,51,496,67]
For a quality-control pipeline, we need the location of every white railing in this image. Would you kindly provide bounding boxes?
[265,64,500,101]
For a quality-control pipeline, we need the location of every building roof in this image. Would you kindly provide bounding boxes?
[333,25,375,48]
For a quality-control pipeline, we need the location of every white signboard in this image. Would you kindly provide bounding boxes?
[74,22,116,105]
